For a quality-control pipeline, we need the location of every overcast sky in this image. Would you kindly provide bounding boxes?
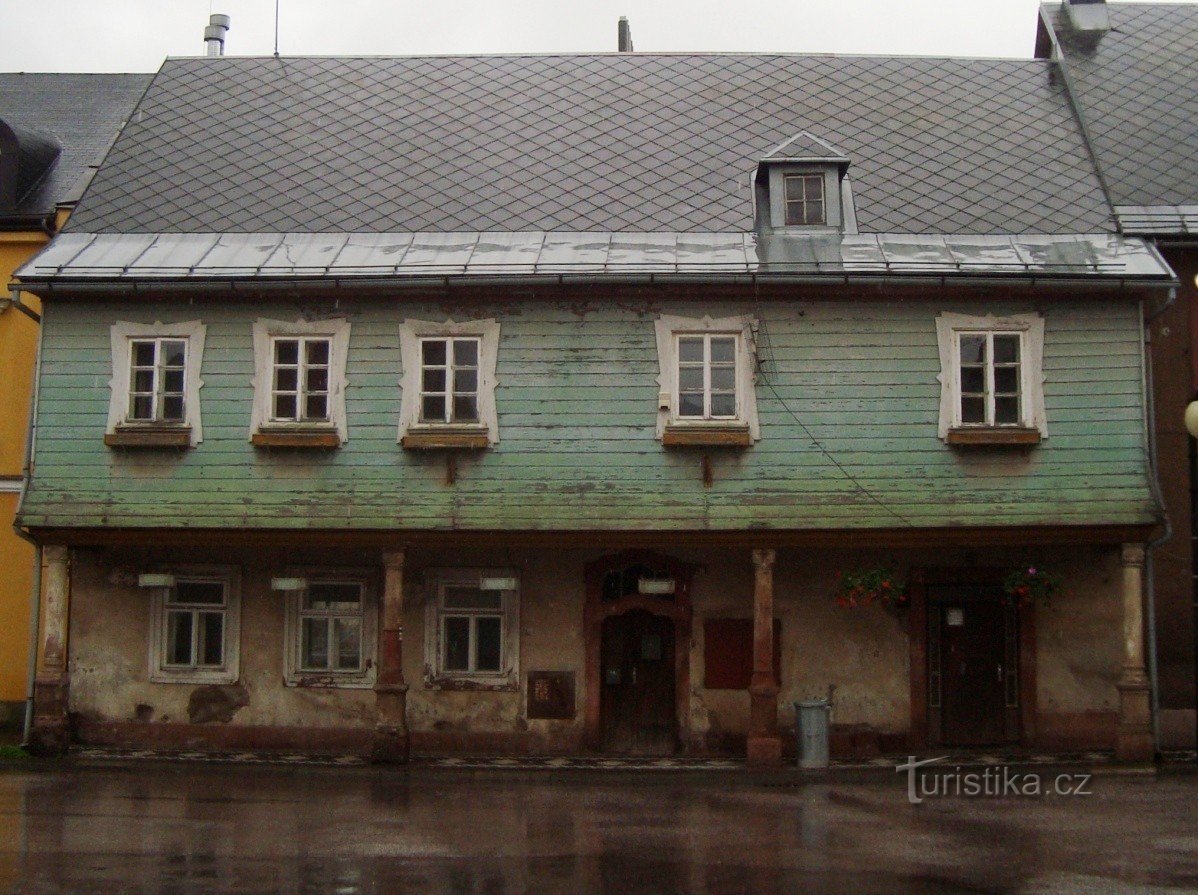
[2,0,1191,72]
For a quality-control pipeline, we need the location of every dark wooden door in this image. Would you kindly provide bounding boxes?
[938,601,1007,746]
[600,610,676,754]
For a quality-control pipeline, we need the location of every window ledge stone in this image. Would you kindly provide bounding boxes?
[402,427,491,450]
[105,425,193,448]
[425,675,518,692]
[251,427,341,449]
[662,423,753,448]
[946,426,1042,447]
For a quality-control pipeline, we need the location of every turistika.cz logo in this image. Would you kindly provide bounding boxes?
[896,756,1093,804]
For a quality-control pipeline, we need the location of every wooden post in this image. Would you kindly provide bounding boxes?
[30,545,71,755]
[1115,542,1153,762]
[747,548,782,766]
[373,549,409,762]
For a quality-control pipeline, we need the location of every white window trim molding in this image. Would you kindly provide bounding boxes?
[423,567,520,691]
[108,320,206,445]
[398,318,500,444]
[147,565,241,685]
[281,569,378,689]
[653,314,760,441]
[935,311,1047,440]
[251,317,351,442]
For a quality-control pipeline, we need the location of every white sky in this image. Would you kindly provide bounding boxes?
[2,0,1192,72]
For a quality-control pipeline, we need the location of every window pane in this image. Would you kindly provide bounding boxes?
[709,338,735,363]
[709,367,735,392]
[443,586,503,610]
[678,337,703,363]
[475,616,502,672]
[305,340,330,365]
[133,369,155,392]
[784,175,806,202]
[710,394,737,417]
[805,200,825,224]
[306,368,329,392]
[422,340,447,365]
[993,335,1020,364]
[274,394,297,419]
[305,583,361,611]
[163,370,185,394]
[199,612,224,666]
[444,617,470,671]
[334,618,361,670]
[454,369,478,393]
[961,396,985,424]
[302,618,329,669]
[678,367,704,392]
[679,393,704,417]
[133,341,157,366]
[959,335,986,365]
[422,368,446,392]
[131,395,154,420]
[274,339,298,365]
[162,396,185,421]
[453,340,478,365]
[806,176,823,200]
[422,395,446,422]
[453,395,478,422]
[994,366,1020,394]
[175,581,225,605]
[960,366,985,394]
[305,394,328,420]
[162,341,186,368]
[994,396,1020,425]
[166,611,193,665]
[274,367,298,391]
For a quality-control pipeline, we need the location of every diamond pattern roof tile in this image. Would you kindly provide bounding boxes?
[66,53,1112,236]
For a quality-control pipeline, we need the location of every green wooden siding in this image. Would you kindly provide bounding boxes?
[18,294,1158,531]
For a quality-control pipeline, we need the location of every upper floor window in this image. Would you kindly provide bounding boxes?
[399,318,500,449]
[107,320,206,447]
[784,173,826,226]
[420,337,481,424]
[251,318,350,446]
[936,312,1046,445]
[654,314,760,447]
[146,567,240,684]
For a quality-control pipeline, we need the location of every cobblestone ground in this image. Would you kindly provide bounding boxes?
[0,762,1196,894]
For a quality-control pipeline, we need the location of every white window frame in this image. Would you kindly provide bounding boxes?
[653,314,760,442]
[148,566,240,685]
[267,334,333,425]
[767,165,841,230]
[251,318,350,442]
[417,335,483,425]
[282,570,377,689]
[423,568,519,690]
[398,318,500,444]
[108,320,206,445]
[935,312,1047,440]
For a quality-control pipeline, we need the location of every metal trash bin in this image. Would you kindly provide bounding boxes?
[795,698,830,769]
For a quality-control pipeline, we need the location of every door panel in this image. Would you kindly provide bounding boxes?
[600,610,676,754]
[938,600,1007,746]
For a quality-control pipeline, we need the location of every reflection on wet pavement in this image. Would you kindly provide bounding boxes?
[0,765,1195,894]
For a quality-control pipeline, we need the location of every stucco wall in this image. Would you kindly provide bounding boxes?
[66,544,1124,752]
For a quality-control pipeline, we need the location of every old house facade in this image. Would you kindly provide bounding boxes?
[12,49,1174,763]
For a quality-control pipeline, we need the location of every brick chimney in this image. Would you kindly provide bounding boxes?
[618,17,634,53]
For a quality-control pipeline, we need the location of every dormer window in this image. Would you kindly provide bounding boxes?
[784,173,826,226]
[755,132,852,234]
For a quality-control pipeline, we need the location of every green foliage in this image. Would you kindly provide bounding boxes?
[0,745,30,760]
[1003,566,1061,607]
[834,568,907,608]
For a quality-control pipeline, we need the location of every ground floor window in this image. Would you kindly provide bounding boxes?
[284,573,377,687]
[424,568,520,689]
[148,568,240,684]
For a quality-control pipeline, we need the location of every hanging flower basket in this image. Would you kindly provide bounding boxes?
[1002,566,1060,607]
[834,568,908,609]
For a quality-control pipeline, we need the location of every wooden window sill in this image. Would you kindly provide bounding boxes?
[402,428,491,450]
[251,429,341,449]
[662,424,753,448]
[946,427,1041,446]
[105,427,192,448]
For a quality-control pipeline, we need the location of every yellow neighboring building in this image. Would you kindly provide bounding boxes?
[0,74,149,729]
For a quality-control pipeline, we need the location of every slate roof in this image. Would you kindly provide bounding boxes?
[1046,3,1198,209]
[0,73,151,218]
[64,54,1114,236]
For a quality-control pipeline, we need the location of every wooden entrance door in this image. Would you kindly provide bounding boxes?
[933,599,1011,746]
[600,610,677,754]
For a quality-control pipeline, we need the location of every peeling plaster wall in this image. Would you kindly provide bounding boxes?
[66,543,1124,751]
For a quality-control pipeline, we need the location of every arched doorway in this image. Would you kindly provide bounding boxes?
[583,551,694,754]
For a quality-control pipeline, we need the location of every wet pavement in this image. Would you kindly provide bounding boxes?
[0,762,1196,894]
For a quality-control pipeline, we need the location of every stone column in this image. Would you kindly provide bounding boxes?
[372,549,410,762]
[30,545,71,755]
[747,548,782,766]
[1115,543,1153,761]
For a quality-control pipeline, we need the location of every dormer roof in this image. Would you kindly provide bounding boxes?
[760,132,850,169]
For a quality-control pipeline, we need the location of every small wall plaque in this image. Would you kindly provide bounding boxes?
[527,670,575,720]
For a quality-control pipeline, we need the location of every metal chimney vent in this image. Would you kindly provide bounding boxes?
[618,17,634,53]
[204,14,231,56]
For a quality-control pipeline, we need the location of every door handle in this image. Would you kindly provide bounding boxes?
[631,666,637,685]
[997,664,1003,682]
